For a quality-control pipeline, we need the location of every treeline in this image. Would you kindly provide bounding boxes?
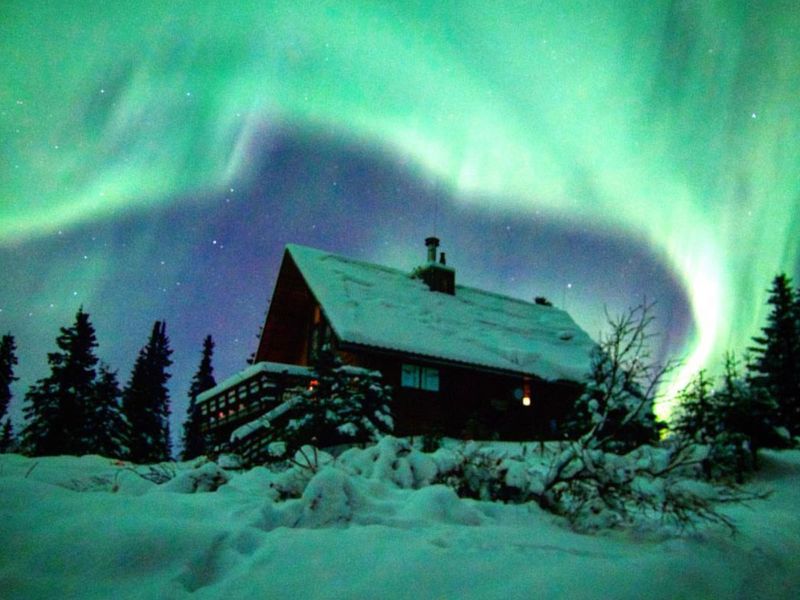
[562,271,800,481]
[671,272,800,479]
[0,308,217,463]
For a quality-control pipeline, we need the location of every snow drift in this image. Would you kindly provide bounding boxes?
[1,442,799,599]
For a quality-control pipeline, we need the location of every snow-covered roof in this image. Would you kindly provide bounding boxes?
[197,361,314,404]
[286,244,596,382]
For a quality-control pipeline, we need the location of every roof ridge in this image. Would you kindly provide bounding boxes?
[286,243,560,312]
[287,243,410,275]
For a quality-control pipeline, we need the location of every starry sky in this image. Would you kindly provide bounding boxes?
[2,2,799,438]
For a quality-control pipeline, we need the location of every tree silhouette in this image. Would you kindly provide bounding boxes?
[85,363,128,459]
[0,333,18,423]
[747,273,800,435]
[181,335,217,460]
[22,308,98,456]
[123,321,173,463]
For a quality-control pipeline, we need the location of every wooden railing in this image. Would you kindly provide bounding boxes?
[196,363,314,456]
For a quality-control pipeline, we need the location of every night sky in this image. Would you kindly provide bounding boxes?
[2,2,798,438]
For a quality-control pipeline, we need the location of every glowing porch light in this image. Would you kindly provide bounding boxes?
[521,379,532,407]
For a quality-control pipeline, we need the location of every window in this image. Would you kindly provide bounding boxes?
[400,364,440,392]
[308,308,333,363]
[401,364,419,388]
[421,367,439,391]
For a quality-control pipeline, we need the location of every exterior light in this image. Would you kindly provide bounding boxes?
[308,379,319,391]
[522,396,531,407]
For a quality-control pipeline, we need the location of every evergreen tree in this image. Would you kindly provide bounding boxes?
[674,355,785,479]
[279,349,393,457]
[672,369,717,443]
[716,353,785,470]
[0,419,16,453]
[85,363,128,458]
[123,321,173,463]
[0,333,18,421]
[181,335,216,460]
[747,274,800,435]
[22,308,99,456]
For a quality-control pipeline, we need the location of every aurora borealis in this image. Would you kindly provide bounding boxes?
[1,2,799,430]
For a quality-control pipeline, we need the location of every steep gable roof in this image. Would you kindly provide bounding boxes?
[285,244,595,382]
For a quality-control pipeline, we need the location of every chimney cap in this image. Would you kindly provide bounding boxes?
[425,236,440,247]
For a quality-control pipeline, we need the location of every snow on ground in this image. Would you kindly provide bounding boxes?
[1,443,799,599]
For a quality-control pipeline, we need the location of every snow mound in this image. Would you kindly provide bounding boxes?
[159,462,231,493]
[338,436,438,488]
[294,467,366,527]
[399,484,484,526]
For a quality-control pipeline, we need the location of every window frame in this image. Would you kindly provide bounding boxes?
[400,363,440,392]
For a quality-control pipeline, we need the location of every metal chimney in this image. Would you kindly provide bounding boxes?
[425,236,440,263]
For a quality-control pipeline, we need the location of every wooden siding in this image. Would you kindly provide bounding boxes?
[255,253,319,366]
[337,346,581,440]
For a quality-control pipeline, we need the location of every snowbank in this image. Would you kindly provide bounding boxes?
[1,446,799,599]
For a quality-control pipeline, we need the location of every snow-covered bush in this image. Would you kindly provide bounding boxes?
[293,466,366,527]
[127,462,177,484]
[278,436,762,534]
[160,462,230,493]
[432,442,535,503]
[338,436,438,489]
[266,446,336,500]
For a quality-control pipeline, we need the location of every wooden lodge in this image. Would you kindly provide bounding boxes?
[197,238,596,460]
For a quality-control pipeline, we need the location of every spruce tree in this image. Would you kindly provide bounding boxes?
[747,274,800,435]
[181,335,216,460]
[0,333,18,422]
[22,308,99,456]
[123,321,173,463]
[0,419,16,453]
[717,353,783,471]
[675,355,785,479]
[85,363,128,458]
[281,349,393,456]
[672,369,717,443]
